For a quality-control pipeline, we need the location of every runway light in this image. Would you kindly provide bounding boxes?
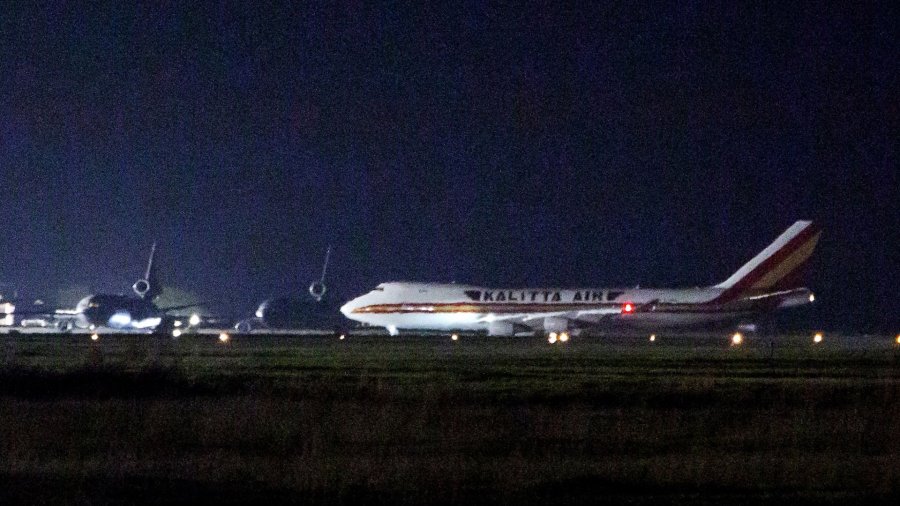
[339,334,346,340]
[218,332,230,343]
[189,314,201,326]
[813,332,823,344]
[731,332,743,346]
[896,334,900,345]
[622,303,635,314]
[172,328,182,338]
[451,333,458,341]
[559,332,569,343]
[809,293,815,303]
[548,332,558,344]
[90,333,99,341]
[173,320,182,327]
[650,334,656,342]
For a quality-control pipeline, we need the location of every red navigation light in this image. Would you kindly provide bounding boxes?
[622,302,634,314]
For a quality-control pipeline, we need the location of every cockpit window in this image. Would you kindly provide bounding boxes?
[373,287,385,291]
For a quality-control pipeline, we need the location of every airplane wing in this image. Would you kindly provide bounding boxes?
[477,307,624,331]
[473,298,665,332]
[0,307,65,317]
[158,303,206,313]
[573,307,630,317]
[476,311,569,323]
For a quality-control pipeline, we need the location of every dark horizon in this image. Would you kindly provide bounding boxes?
[1,2,896,332]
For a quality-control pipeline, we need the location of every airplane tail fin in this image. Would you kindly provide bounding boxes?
[308,245,331,302]
[714,221,821,302]
[132,242,161,300]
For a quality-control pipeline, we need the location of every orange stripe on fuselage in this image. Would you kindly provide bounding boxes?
[353,302,622,314]
[352,300,764,315]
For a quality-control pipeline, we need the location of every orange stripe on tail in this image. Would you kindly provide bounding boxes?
[713,221,821,303]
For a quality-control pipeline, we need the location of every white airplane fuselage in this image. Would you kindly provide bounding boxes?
[340,221,820,336]
[340,283,812,335]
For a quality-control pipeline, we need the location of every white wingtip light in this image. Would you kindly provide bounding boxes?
[189,314,201,326]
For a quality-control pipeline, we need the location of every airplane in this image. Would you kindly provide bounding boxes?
[340,221,821,338]
[234,246,347,333]
[7,243,198,333]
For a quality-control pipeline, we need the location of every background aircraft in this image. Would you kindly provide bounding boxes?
[234,246,347,333]
[6,243,199,333]
[341,221,821,337]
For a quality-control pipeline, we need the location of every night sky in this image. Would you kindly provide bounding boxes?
[1,2,896,331]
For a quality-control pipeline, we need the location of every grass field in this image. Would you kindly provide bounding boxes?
[2,333,899,505]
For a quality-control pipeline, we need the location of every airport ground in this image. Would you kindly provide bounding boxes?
[1,332,899,505]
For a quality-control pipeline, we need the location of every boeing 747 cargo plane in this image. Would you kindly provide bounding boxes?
[340,221,821,337]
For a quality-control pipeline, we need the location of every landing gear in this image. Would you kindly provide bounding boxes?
[154,316,178,338]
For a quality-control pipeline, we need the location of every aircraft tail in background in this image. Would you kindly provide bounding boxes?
[132,242,161,300]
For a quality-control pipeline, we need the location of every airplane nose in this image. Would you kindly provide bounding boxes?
[339,300,355,317]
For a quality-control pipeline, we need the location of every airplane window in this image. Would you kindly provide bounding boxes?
[374,287,384,291]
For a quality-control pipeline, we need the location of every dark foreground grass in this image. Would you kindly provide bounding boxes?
[1,334,899,505]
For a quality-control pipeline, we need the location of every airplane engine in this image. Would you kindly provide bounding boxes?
[234,319,255,333]
[487,321,515,336]
[543,317,569,333]
[308,281,327,302]
[133,279,151,297]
